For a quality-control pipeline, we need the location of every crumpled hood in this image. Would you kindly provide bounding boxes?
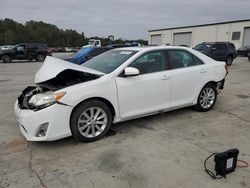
[35,56,104,83]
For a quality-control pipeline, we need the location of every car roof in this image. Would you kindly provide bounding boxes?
[112,45,191,52]
[202,42,231,44]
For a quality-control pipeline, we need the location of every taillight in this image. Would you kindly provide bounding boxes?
[225,64,228,73]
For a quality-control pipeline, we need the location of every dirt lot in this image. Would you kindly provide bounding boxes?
[0,55,250,188]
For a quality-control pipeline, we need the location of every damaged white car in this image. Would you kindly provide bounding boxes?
[14,46,228,142]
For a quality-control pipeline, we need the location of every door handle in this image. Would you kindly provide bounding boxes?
[161,75,171,80]
[200,69,207,73]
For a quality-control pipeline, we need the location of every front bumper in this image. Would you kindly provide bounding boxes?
[14,101,73,141]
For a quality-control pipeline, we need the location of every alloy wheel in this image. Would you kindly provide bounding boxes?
[77,107,108,138]
[199,87,215,109]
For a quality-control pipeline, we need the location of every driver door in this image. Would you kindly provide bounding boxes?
[115,50,171,119]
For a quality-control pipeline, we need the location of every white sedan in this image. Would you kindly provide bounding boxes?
[14,46,227,142]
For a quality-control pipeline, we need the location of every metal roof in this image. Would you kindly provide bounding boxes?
[148,19,250,32]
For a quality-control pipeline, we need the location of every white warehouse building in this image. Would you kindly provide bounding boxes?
[148,19,250,49]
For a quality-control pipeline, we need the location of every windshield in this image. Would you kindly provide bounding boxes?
[74,47,93,59]
[194,43,211,51]
[82,50,138,73]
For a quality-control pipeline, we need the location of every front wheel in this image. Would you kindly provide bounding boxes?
[195,83,217,112]
[70,100,112,142]
[36,54,45,62]
[2,55,12,63]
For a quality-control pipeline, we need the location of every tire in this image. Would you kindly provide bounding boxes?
[36,54,45,62]
[226,56,233,66]
[195,83,217,112]
[2,55,12,63]
[70,100,112,142]
[248,53,250,62]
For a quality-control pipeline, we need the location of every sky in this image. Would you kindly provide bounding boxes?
[1,0,250,40]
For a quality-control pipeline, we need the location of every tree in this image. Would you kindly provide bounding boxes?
[4,30,15,44]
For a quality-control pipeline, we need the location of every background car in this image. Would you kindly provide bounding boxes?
[237,46,250,56]
[193,42,237,65]
[64,47,112,65]
[0,43,51,63]
[15,46,227,142]
[107,44,131,48]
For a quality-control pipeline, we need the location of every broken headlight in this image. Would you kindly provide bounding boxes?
[28,92,66,108]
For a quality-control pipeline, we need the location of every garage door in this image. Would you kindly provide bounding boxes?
[243,28,250,46]
[151,35,162,45]
[173,32,192,47]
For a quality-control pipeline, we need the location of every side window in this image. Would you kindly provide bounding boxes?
[129,51,166,74]
[216,44,227,50]
[168,50,195,69]
[193,55,204,65]
[16,45,25,51]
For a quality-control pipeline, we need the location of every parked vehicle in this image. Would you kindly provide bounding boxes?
[193,42,237,65]
[64,47,112,65]
[15,46,227,142]
[237,46,250,56]
[107,44,131,48]
[0,43,51,63]
[82,39,102,48]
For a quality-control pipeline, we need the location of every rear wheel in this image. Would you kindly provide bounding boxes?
[70,100,112,142]
[226,56,233,66]
[36,54,45,62]
[2,55,12,63]
[195,83,217,112]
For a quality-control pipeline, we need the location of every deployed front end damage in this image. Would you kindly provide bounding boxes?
[17,56,103,111]
[38,69,100,91]
[15,56,104,141]
[18,69,100,110]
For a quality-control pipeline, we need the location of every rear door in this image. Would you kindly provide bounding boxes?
[167,49,206,107]
[211,44,227,61]
[116,50,171,119]
[15,44,27,59]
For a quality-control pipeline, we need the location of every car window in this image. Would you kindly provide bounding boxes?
[83,50,138,73]
[193,55,204,65]
[215,44,227,50]
[194,43,211,51]
[16,45,25,51]
[129,51,166,75]
[168,50,196,69]
[88,48,110,57]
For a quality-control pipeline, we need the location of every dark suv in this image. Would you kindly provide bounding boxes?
[194,42,237,65]
[0,43,51,63]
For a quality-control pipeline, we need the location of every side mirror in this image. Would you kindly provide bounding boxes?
[124,67,139,77]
